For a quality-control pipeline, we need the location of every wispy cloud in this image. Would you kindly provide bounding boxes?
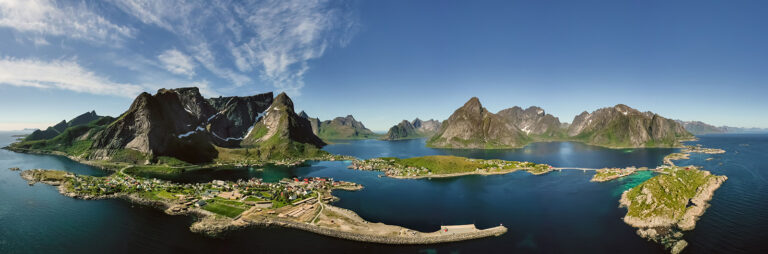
[111,0,358,94]
[158,48,196,77]
[0,0,135,45]
[0,57,144,97]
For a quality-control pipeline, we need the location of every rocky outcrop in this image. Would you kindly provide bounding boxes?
[567,104,693,147]
[427,97,528,148]
[496,106,562,137]
[382,118,442,140]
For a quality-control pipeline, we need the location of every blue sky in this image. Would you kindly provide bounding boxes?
[0,0,766,131]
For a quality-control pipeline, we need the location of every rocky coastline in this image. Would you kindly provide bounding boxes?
[618,168,727,254]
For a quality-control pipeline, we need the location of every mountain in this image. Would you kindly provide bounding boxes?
[720,126,768,133]
[25,111,105,141]
[381,118,441,140]
[89,88,220,163]
[85,87,324,163]
[427,97,529,148]
[298,112,377,140]
[427,98,692,149]
[241,93,326,159]
[207,92,273,146]
[677,120,725,135]
[496,106,562,138]
[567,104,693,147]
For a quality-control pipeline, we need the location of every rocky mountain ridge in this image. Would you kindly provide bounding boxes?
[381,118,442,140]
[25,111,104,141]
[428,98,693,149]
[299,112,378,140]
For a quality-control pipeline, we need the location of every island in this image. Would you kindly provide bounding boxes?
[18,169,507,244]
[590,166,641,182]
[619,166,727,254]
[349,155,553,179]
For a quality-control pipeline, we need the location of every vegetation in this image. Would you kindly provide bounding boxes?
[202,202,246,218]
[352,155,552,177]
[624,167,718,219]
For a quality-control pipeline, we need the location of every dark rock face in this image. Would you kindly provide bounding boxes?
[427,97,528,148]
[496,106,561,137]
[567,104,693,147]
[207,92,273,145]
[88,88,323,163]
[25,111,103,141]
[90,88,218,163]
[382,118,441,140]
[242,92,326,148]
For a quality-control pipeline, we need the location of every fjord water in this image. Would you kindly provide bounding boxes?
[1,133,767,253]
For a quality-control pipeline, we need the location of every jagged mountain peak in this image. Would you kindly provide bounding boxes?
[273,92,294,110]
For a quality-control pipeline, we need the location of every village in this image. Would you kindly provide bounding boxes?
[348,156,553,178]
[57,169,361,219]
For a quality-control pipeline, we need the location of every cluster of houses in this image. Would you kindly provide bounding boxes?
[350,158,546,177]
[349,158,431,177]
[65,170,360,218]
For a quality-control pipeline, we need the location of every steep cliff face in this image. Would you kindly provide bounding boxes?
[427,97,528,148]
[241,93,326,159]
[382,118,441,140]
[206,92,273,145]
[496,106,562,137]
[567,104,693,147]
[90,88,218,163]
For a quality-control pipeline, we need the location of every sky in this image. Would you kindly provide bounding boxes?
[0,0,766,132]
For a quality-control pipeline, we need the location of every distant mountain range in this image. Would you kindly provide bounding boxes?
[24,111,109,141]
[427,97,693,149]
[676,120,768,135]
[299,112,379,140]
[381,118,441,140]
[10,86,762,164]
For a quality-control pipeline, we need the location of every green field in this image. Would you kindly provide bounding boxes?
[202,202,246,218]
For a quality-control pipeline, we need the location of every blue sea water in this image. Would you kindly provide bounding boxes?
[1,133,766,253]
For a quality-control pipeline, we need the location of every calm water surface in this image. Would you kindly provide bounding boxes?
[1,133,766,253]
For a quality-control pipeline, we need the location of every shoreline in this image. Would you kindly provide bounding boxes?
[384,167,549,180]
[19,169,507,245]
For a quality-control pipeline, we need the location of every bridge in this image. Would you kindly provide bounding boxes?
[551,167,600,172]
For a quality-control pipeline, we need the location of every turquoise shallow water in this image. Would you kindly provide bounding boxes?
[1,132,766,253]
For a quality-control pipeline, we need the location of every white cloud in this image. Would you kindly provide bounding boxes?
[0,57,144,97]
[190,43,252,86]
[110,0,358,93]
[158,48,196,77]
[0,0,135,44]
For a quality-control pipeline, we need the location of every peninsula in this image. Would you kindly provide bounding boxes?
[19,169,507,244]
[349,155,553,179]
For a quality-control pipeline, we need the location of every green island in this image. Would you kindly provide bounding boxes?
[18,168,506,244]
[590,166,643,182]
[619,166,727,254]
[349,155,553,178]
